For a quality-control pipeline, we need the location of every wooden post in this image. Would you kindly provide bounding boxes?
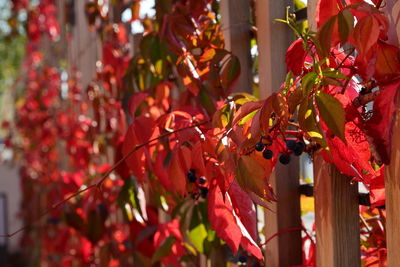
[307,1,361,266]
[313,156,360,267]
[385,95,400,267]
[381,2,400,266]
[256,1,302,266]
[68,0,100,88]
[220,0,253,93]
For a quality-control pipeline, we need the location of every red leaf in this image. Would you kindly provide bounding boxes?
[191,141,206,175]
[115,138,131,179]
[365,81,400,164]
[232,100,263,126]
[259,94,275,134]
[316,0,341,28]
[128,92,148,116]
[353,15,380,56]
[168,148,187,196]
[322,121,375,180]
[122,126,146,180]
[374,41,400,82]
[122,116,157,181]
[208,179,263,259]
[228,181,257,241]
[286,39,307,76]
[154,150,173,191]
[177,57,201,95]
[208,179,241,254]
[365,167,385,207]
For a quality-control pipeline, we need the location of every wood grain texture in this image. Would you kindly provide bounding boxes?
[220,0,253,93]
[68,0,100,88]
[385,93,400,267]
[256,1,302,266]
[307,1,360,266]
[314,155,360,267]
[382,3,400,265]
[256,0,294,99]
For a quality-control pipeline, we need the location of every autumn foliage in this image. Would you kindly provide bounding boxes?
[3,0,399,265]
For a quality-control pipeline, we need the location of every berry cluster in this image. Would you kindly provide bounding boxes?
[187,169,208,198]
[285,140,306,156]
[254,141,274,160]
[254,138,306,165]
[278,139,305,165]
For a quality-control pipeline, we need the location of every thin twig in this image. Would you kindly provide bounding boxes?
[261,227,302,247]
[0,120,210,238]
[336,47,355,70]
[352,91,380,108]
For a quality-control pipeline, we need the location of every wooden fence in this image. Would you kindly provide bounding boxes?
[56,0,400,266]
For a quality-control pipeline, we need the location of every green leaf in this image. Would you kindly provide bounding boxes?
[117,178,143,220]
[212,104,232,128]
[287,85,304,113]
[317,16,337,56]
[284,71,294,92]
[322,69,348,80]
[151,236,176,264]
[337,9,354,44]
[220,55,241,93]
[236,156,269,199]
[301,72,318,96]
[199,88,216,115]
[315,91,346,142]
[294,0,306,10]
[298,99,327,148]
[232,100,263,126]
[238,110,258,126]
[189,206,208,253]
[86,209,105,244]
[232,93,258,105]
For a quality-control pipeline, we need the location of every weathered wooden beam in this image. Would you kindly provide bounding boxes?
[307,1,360,266]
[300,184,385,208]
[381,2,400,266]
[313,156,361,267]
[68,0,100,88]
[220,0,253,93]
[256,1,302,266]
[384,92,400,267]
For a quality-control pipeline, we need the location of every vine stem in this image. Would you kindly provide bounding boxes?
[261,227,302,247]
[352,90,380,108]
[336,47,355,71]
[0,120,210,238]
[261,225,314,247]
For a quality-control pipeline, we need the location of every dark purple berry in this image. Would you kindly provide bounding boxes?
[293,141,305,156]
[199,187,208,198]
[255,142,265,152]
[238,255,248,263]
[286,140,297,151]
[279,154,291,165]
[262,149,273,159]
[198,176,207,185]
[187,169,197,183]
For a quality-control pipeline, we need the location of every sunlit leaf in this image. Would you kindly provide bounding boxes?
[315,91,346,142]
